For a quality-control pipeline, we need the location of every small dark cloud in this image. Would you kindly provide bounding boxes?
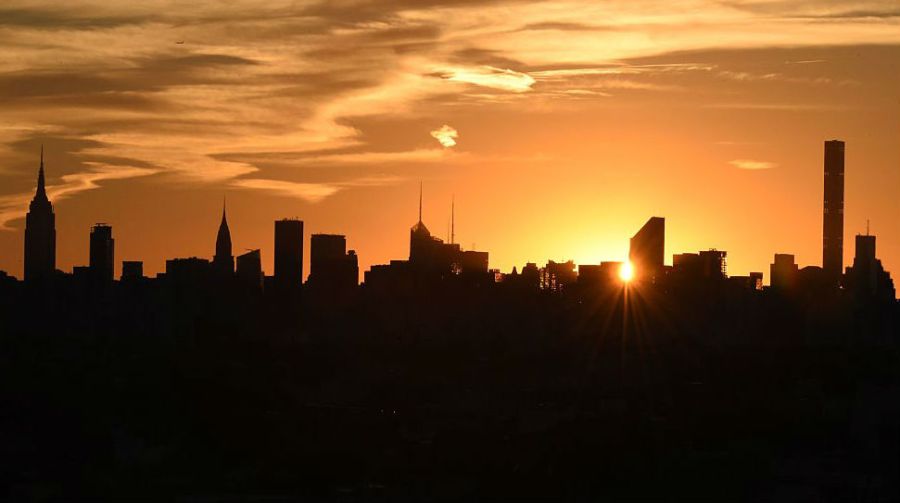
[517,21,616,31]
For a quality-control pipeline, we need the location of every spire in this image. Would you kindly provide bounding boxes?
[35,145,47,200]
[418,181,423,223]
[450,196,456,245]
[215,196,232,264]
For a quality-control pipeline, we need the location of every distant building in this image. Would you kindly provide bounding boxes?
[823,140,845,283]
[770,254,799,291]
[121,261,144,280]
[89,224,115,283]
[274,219,303,288]
[212,202,234,277]
[629,217,665,282]
[309,234,358,291]
[24,148,55,282]
[671,250,726,281]
[236,249,263,289]
[844,234,895,301]
[165,257,210,285]
[578,261,626,288]
[541,260,577,292]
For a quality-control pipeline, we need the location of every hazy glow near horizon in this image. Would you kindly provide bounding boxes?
[0,0,899,284]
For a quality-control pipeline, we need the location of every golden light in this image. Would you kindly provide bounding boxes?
[619,261,635,282]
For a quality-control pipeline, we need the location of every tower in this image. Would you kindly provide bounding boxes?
[823,140,844,283]
[89,224,114,283]
[629,217,665,282]
[274,218,303,288]
[213,199,234,276]
[24,146,56,282]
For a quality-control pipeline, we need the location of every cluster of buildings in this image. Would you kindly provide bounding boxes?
[6,141,896,303]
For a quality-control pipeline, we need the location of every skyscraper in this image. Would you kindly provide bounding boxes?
[309,234,359,292]
[89,224,115,283]
[629,217,665,282]
[274,219,303,287]
[823,140,845,283]
[213,200,234,277]
[24,147,55,282]
[236,249,263,288]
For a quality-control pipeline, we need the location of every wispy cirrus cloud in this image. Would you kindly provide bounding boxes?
[1,0,899,220]
[436,66,535,92]
[232,174,403,203]
[0,163,158,229]
[729,159,777,170]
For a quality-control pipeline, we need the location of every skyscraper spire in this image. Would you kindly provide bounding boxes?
[214,197,234,276]
[451,195,455,245]
[418,181,423,223]
[25,146,56,281]
[35,145,47,201]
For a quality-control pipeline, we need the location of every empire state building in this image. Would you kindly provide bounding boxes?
[24,147,56,281]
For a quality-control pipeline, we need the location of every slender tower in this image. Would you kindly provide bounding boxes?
[213,198,234,276]
[24,146,56,282]
[823,140,845,283]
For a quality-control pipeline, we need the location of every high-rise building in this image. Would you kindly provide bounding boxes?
[770,253,798,291]
[236,249,263,288]
[823,140,845,282]
[309,234,358,289]
[89,224,115,282]
[844,233,895,301]
[24,147,55,282]
[629,217,665,282]
[274,219,303,287]
[213,201,234,277]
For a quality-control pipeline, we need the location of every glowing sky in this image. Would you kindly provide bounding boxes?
[1,0,899,282]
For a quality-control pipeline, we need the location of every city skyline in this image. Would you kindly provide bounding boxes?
[9,139,896,299]
[0,1,899,281]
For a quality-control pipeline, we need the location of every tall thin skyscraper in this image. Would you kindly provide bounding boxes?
[629,217,665,282]
[89,224,115,283]
[823,140,845,282]
[24,147,56,282]
[213,200,234,276]
[274,219,303,287]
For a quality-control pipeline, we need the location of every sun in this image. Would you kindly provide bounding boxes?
[619,261,635,282]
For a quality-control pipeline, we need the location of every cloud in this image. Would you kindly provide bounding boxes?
[729,159,777,170]
[231,174,404,203]
[437,66,535,92]
[230,179,341,203]
[430,125,458,148]
[0,164,158,229]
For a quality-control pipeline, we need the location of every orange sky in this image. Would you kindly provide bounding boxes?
[0,1,899,284]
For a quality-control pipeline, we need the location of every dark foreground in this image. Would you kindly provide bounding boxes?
[1,280,899,501]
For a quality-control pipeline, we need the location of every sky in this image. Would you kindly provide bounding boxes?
[0,0,899,282]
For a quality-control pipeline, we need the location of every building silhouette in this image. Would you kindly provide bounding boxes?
[24,147,55,282]
[274,219,303,288]
[672,249,727,282]
[770,253,799,291]
[121,261,144,281]
[213,201,234,277]
[89,224,114,283]
[823,140,845,283]
[236,249,263,289]
[844,233,895,301]
[629,217,665,282]
[309,234,359,290]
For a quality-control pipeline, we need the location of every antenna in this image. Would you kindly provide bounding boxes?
[418,181,423,222]
[451,195,455,245]
[866,219,870,236]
